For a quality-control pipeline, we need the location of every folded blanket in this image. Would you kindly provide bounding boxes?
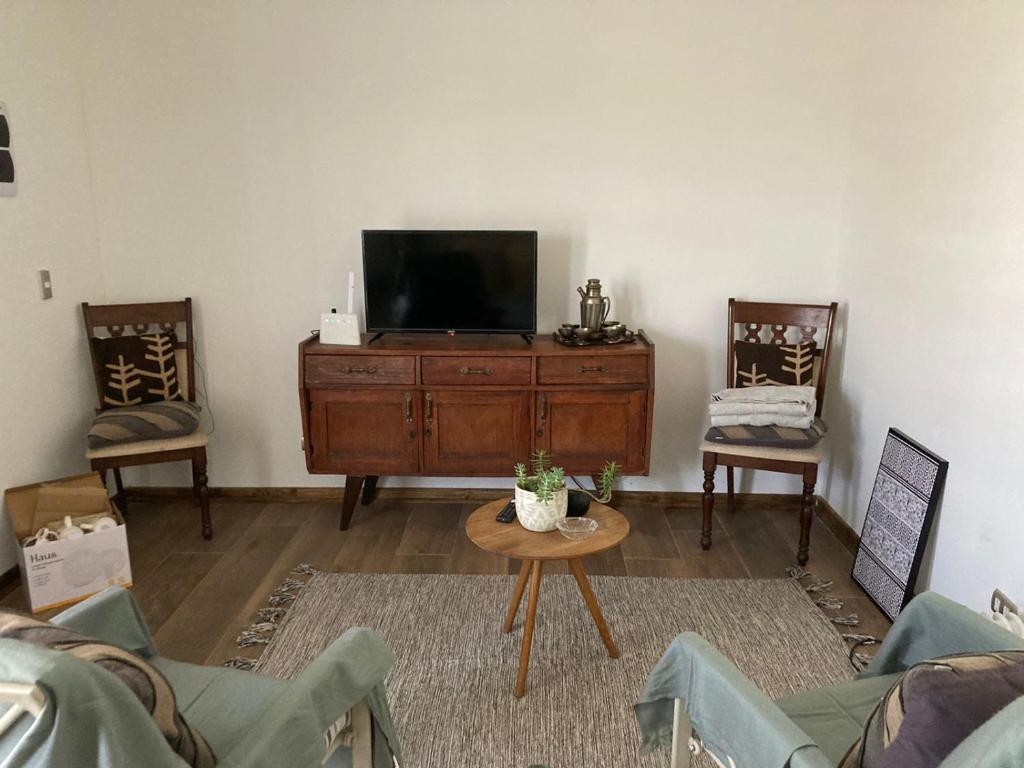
[709,413,814,429]
[707,401,812,417]
[711,385,816,405]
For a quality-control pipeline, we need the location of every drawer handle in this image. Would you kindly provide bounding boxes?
[342,366,378,375]
[578,365,606,374]
[459,366,493,376]
[404,392,414,423]
[536,394,547,437]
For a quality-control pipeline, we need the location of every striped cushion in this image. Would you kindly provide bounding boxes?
[0,610,216,767]
[88,400,201,449]
[704,418,827,449]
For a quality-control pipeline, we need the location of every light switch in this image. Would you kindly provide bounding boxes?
[39,269,52,300]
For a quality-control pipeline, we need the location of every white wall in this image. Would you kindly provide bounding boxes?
[78,0,852,495]
[0,2,107,572]
[5,2,1021,609]
[826,2,1024,608]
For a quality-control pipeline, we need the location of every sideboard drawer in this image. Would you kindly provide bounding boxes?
[537,354,648,385]
[422,356,532,386]
[305,355,415,386]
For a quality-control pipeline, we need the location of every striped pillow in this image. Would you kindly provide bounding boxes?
[88,400,201,449]
[839,650,1024,767]
[0,609,216,767]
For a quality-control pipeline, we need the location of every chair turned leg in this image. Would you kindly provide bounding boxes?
[797,464,817,566]
[193,449,213,540]
[191,464,201,507]
[112,468,127,512]
[726,466,736,514]
[701,453,716,551]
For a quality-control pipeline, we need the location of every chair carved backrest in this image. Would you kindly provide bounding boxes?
[727,298,838,417]
[81,299,196,407]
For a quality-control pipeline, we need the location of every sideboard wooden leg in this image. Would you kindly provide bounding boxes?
[340,475,365,530]
[361,476,379,505]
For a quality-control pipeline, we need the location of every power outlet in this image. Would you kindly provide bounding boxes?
[38,269,52,300]
[991,589,1019,616]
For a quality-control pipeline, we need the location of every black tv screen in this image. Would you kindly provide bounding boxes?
[362,230,538,334]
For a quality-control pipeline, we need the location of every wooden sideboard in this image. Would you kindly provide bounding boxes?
[298,332,655,528]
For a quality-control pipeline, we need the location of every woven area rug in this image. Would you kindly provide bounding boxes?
[252,574,854,767]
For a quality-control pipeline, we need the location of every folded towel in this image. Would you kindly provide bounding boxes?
[709,413,814,429]
[707,401,812,417]
[711,385,816,405]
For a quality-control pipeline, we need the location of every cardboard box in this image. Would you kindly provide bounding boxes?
[4,472,132,613]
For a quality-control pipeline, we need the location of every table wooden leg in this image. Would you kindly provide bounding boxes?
[515,560,543,698]
[568,558,620,659]
[503,560,531,633]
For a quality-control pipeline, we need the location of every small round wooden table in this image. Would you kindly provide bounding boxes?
[466,499,630,698]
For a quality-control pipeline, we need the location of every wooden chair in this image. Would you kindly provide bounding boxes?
[700,299,838,565]
[82,298,212,539]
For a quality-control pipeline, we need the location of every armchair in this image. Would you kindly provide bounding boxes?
[0,588,400,768]
[636,591,1024,768]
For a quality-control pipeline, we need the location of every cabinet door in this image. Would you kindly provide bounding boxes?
[535,390,647,473]
[309,389,420,474]
[424,390,531,475]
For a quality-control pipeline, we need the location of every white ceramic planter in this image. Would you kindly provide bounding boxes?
[514,484,568,532]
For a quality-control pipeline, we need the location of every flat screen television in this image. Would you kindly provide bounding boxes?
[362,230,538,334]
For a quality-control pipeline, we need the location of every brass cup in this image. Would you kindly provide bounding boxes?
[602,321,626,340]
[575,326,601,340]
[556,324,578,339]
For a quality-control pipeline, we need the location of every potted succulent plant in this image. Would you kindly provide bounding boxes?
[513,451,621,532]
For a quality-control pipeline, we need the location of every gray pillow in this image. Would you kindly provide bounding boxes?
[88,400,200,449]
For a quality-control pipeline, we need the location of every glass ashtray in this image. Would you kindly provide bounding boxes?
[556,517,598,541]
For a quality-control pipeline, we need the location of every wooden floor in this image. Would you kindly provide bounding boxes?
[1,491,890,666]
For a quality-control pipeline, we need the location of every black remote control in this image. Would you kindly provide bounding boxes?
[495,499,516,523]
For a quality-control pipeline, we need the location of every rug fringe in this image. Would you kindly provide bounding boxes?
[787,565,876,671]
[814,596,844,610]
[223,657,257,670]
[222,565,319,667]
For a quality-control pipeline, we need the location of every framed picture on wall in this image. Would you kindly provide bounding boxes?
[851,428,948,621]
[0,102,14,197]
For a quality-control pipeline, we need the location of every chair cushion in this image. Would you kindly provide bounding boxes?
[93,332,184,408]
[699,437,824,464]
[838,651,1024,767]
[88,400,202,450]
[776,672,903,765]
[0,610,216,767]
[734,340,815,387]
[704,419,827,449]
[86,427,208,460]
[151,657,286,759]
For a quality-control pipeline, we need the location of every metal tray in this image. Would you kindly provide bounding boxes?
[551,330,637,347]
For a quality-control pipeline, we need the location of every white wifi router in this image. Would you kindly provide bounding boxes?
[320,271,362,345]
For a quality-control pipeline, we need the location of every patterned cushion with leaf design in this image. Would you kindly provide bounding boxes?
[93,332,183,409]
[733,340,815,387]
[0,609,216,767]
